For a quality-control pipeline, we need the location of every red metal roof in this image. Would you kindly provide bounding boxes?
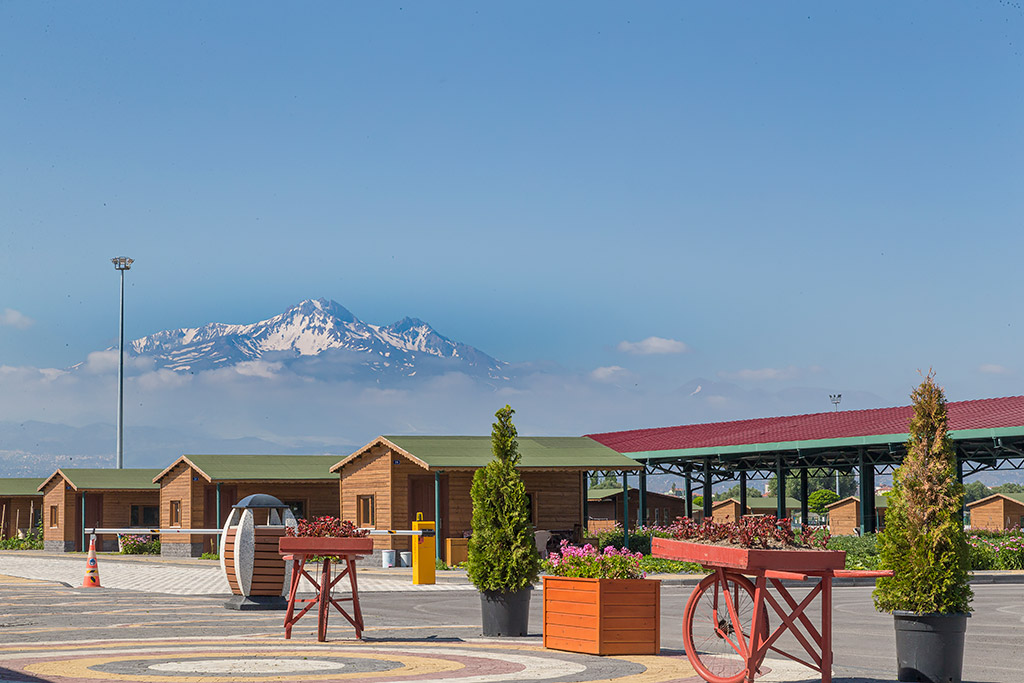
[586,395,1024,454]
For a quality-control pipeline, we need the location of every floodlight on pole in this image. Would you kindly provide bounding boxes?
[829,393,842,494]
[111,257,134,469]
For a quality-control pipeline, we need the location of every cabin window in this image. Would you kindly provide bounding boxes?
[49,505,58,528]
[284,500,306,520]
[663,508,670,525]
[170,500,182,527]
[130,505,159,527]
[525,493,535,524]
[654,508,660,525]
[357,495,375,527]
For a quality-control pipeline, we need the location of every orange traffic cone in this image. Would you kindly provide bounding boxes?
[82,536,101,588]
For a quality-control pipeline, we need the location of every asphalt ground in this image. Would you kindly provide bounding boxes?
[0,555,1022,682]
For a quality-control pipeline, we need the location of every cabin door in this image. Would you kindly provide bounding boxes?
[79,494,103,551]
[408,475,449,558]
[203,485,236,554]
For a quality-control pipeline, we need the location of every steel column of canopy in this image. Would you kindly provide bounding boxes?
[800,468,809,527]
[739,470,748,517]
[434,471,442,555]
[684,473,693,518]
[637,468,647,528]
[776,457,786,520]
[956,453,966,524]
[621,471,630,550]
[859,447,876,534]
[702,459,713,520]
[581,471,589,531]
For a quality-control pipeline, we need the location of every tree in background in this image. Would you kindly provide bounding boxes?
[874,373,972,614]
[963,480,990,504]
[467,405,541,593]
[768,468,857,499]
[588,472,620,488]
[808,489,840,515]
[712,484,763,502]
[692,495,703,510]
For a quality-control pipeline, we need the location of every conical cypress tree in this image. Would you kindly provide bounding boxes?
[873,372,972,614]
[466,405,541,592]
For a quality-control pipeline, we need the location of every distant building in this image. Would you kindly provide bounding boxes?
[825,496,889,536]
[0,478,44,540]
[967,493,1024,531]
[38,468,161,552]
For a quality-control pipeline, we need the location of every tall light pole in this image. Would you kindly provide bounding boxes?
[830,394,842,494]
[111,257,134,469]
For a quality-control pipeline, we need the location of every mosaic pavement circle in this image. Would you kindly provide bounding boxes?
[0,638,704,683]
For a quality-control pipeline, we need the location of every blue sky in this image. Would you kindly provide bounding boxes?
[1,2,1022,462]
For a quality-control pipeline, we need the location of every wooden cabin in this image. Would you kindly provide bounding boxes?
[710,497,801,523]
[0,478,44,539]
[586,485,689,533]
[39,468,161,552]
[153,454,341,557]
[967,493,1024,531]
[825,495,889,535]
[330,435,642,562]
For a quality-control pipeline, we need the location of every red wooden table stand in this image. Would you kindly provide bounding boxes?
[278,536,374,642]
[652,537,892,683]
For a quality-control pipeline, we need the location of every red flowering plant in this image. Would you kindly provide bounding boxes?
[285,516,370,538]
[666,515,830,550]
[545,539,646,580]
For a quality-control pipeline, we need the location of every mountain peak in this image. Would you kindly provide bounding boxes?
[289,298,357,323]
[109,298,508,380]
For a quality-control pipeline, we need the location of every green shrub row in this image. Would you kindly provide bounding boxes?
[0,520,43,550]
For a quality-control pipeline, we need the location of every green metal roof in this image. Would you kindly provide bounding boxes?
[370,435,643,471]
[164,455,341,482]
[49,468,162,491]
[0,478,45,496]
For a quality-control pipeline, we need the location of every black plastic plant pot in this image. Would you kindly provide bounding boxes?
[480,586,532,636]
[893,611,969,683]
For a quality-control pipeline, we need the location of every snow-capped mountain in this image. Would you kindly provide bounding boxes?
[119,299,509,379]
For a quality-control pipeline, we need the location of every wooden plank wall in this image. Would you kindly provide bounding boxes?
[341,445,400,551]
[231,482,339,519]
[712,500,742,523]
[969,498,1024,531]
[41,478,76,544]
[160,462,197,546]
[828,500,860,536]
[95,489,161,547]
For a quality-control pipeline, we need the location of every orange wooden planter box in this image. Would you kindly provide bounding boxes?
[651,536,845,572]
[542,576,661,655]
[277,536,375,556]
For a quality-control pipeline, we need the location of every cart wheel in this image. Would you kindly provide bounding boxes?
[683,572,768,683]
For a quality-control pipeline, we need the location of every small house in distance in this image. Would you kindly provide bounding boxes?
[330,436,642,562]
[0,478,44,539]
[39,468,161,552]
[967,492,1024,531]
[153,454,341,557]
[711,497,801,524]
[585,484,688,533]
[825,495,889,535]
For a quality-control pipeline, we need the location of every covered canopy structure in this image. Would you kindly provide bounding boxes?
[588,395,1024,534]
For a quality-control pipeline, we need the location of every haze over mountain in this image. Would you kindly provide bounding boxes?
[87,298,509,381]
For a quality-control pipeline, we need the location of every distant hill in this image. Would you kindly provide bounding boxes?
[76,298,509,380]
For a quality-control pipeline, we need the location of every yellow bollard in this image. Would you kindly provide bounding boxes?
[411,513,435,585]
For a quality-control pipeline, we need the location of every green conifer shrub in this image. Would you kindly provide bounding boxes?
[873,373,973,614]
[466,405,541,593]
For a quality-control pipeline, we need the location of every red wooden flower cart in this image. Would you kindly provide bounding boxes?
[652,536,891,683]
[277,536,375,642]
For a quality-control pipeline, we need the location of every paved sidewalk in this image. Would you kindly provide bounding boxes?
[0,553,474,595]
